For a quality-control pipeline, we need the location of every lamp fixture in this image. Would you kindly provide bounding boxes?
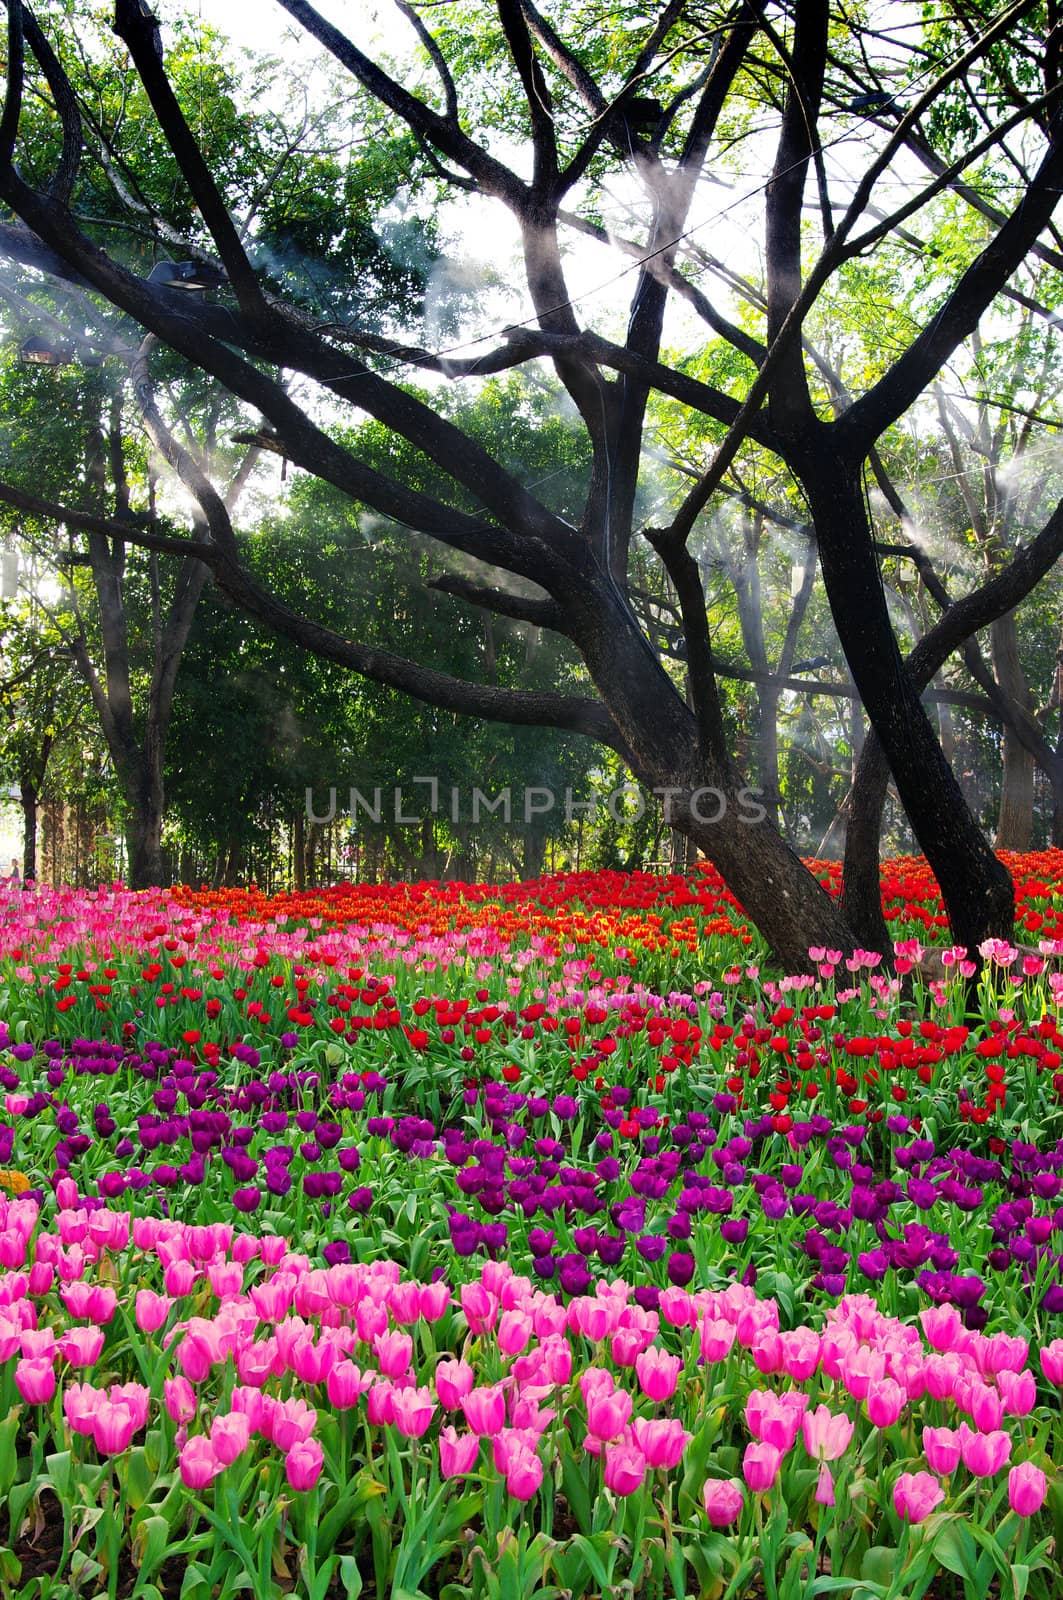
[147,259,228,292]
[17,335,73,367]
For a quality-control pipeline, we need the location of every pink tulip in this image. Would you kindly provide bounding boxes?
[585,1387,632,1443]
[659,1288,696,1328]
[326,1359,369,1410]
[631,1417,690,1470]
[742,1441,782,1493]
[702,1478,744,1526]
[960,1428,1011,1478]
[210,1412,251,1466]
[496,1310,532,1358]
[63,1381,103,1436]
[271,1396,317,1452]
[635,1346,682,1403]
[179,1435,224,1489]
[893,1471,945,1523]
[439,1425,480,1479]
[460,1282,499,1335]
[391,1385,436,1440]
[998,1368,1037,1418]
[435,1358,475,1410]
[611,1330,644,1367]
[866,1378,905,1428]
[569,1297,613,1343]
[746,1391,802,1452]
[289,1334,337,1386]
[1008,1462,1048,1518]
[919,1305,964,1353]
[603,1442,646,1496]
[58,1327,104,1368]
[751,1329,784,1375]
[463,1385,507,1436]
[779,1327,821,1382]
[373,1329,413,1380]
[815,1462,835,1506]
[387,1281,422,1325]
[505,1442,543,1501]
[229,1386,264,1433]
[111,1383,150,1432]
[163,1374,198,1426]
[1039,1339,1063,1386]
[968,1381,1003,1433]
[922,1425,961,1476]
[236,1338,277,1388]
[93,1401,137,1456]
[802,1406,854,1462]
[700,1317,737,1364]
[28,1263,54,1297]
[286,1437,324,1491]
[163,1260,198,1298]
[207,1261,243,1300]
[366,1380,394,1426]
[15,1357,55,1405]
[419,1281,451,1322]
[134,1290,174,1334]
[976,1333,1028,1377]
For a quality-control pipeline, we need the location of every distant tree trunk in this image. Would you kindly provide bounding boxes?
[522,829,546,879]
[991,613,1035,851]
[19,776,37,883]
[293,811,307,890]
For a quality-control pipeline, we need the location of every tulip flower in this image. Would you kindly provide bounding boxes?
[635,1346,682,1402]
[802,1406,854,1462]
[505,1443,543,1501]
[463,1384,507,1436]
[15,1357,55,1406]
[210,1412,251,1466]
[179,1435,224,1489]
[959,1427,1011,1478]
[922,1426,961,1476]
[286,1437,324,1491]
[701,1478,744,1526]
[742,1441,782,1493]
[893,1471,944,1523]
[93,1400,137,1456]
[1008,1462,1048,1518]
[439,1426,480,1479]
[390,1385,436,1439]
[603,1442,646,1496]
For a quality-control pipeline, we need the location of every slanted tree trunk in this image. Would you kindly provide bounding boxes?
[801,462,1014,957]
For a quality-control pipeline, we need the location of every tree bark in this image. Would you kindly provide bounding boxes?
[991,612,1035,851]
[802,460,1014,957]
[19,776,37,883]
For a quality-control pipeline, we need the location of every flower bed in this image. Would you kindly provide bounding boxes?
[0,859,1062,1597]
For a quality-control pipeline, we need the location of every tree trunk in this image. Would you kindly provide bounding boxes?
[126,791,164,889]
[991,613,1034,851]
[293,811,306,890]
[803,462,1013,956]
[19,778,37,883]
[522,829,546,880]
[567,582,858,970]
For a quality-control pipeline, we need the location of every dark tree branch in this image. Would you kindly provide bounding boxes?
[112,0,266,317]
[428,574,563,631]
[21,5,81,204]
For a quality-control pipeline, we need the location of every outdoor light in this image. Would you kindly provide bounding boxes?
[17,335,73,367]
[147,259,228,292]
